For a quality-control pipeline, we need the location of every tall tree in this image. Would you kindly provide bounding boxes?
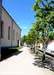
[32,0,54,49]
[32,0,54,61]
[27,27,38,53]
[21,35,27,46]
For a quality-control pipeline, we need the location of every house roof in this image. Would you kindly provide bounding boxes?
[2,6,21,31]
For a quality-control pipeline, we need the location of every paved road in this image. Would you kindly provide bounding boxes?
[0,47,54,75]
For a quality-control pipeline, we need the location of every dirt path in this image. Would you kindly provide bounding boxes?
[0,47,54,75]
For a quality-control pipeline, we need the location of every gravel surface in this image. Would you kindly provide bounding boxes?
[0,47,54,75]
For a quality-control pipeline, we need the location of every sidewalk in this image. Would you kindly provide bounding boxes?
[0,47,54,75]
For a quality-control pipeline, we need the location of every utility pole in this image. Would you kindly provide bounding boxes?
[0,0,2,60]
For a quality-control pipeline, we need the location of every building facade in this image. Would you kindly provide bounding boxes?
[0,7,21,48]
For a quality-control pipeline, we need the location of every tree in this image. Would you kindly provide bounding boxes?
[32,0,54,49]
[27,27,38,53]
[21,35,27,46]
[32,0,54,61]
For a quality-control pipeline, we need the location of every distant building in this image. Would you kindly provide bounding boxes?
[47,40,54,54]
[0,6,21,48]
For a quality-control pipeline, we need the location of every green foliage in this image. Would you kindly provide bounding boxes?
[32,0,54,48]
[21,35,27,45]
[48,32,54,40]
[27,28,37,44]
[22,0,54,49]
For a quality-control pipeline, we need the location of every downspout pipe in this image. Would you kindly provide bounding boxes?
[11,20,13,47]
[0,0,2,60]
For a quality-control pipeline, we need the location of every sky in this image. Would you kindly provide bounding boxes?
[2,0,35,37]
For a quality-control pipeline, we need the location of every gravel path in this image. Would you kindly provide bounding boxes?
[0,47,54,75]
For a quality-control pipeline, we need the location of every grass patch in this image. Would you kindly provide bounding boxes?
[9,47,19,51]
[9,46,23,51]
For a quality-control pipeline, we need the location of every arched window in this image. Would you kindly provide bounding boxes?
[1,20,4,38]
[8,26,10,40]
[13,29,15,40]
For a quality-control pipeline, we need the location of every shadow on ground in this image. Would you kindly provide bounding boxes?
[33,56,54,72]
[1,48,23,61]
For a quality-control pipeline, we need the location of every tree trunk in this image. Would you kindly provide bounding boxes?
[42,41,46,62]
